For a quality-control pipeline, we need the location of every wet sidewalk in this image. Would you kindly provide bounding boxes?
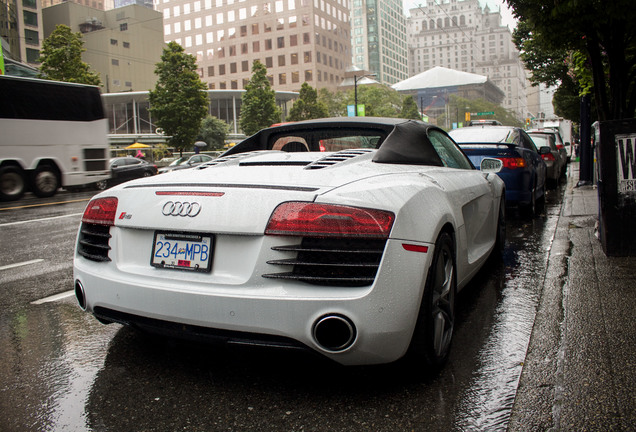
[507,162,636,431]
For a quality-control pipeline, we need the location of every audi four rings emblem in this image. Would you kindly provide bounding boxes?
[162,201,202,217]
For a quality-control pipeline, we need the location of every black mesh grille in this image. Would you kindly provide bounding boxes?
[262,237,386,286]
[77,223,111,262]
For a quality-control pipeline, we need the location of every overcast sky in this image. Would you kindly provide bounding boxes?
[402,0,517,30]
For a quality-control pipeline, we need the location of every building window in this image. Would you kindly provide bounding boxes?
[242,60,249,71]
[219,64,226,75]
[125,81,132,87]
[265,39,272,50]
[290,34,298,46]
[220,81,227,89]
[253,41,260,52]
[123,41,130,48]
[265,57,273,67]
[279,73,286,85]
[110,39,118,45]
[278,55,285,66]
[241,43,248,54]
[277,36,284,48]
[24,29,38,45]
[231,80,238,89]
[120,23,128,31]
[290,53,298,64]
[303,32,310,44]
[304,70,312,81]
[292,71,299,83]
[252,23,259,34]
[230,62,237,73]
[112,59,119,66]
[303,51,312,62]
[23,10,37,26]
[208,66,214,76]
[26,48,39,63]
[23,0,37,8]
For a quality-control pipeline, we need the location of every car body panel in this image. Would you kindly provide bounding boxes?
[74,118,505,365]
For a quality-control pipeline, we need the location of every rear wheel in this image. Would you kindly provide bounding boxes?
[408,231,456,369]
[0,166,26,201]
[31,165,60,198]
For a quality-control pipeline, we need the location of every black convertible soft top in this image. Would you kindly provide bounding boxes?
[224,117,446,167]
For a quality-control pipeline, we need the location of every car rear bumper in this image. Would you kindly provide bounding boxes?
[73,237,433,365]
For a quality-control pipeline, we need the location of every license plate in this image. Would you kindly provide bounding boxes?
[151,232,213,272]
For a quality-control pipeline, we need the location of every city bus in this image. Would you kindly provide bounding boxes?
[0,75,110,201]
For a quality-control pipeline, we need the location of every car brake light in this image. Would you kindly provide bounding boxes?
[82,197,118,225]
[542,152,556,161]
[265,202,394,238]
[498,157,526,169]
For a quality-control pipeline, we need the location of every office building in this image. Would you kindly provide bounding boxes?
[1,0,43,66]
[350,0,408,85]
[156,0,352,91]
[42,2,164,92]
[406,0,528,120]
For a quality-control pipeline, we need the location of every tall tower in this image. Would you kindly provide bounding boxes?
[350,0,408,85]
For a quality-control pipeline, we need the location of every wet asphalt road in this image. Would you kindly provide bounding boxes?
[0,180,566,432]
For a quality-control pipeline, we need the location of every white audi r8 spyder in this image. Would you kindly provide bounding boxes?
[74,118,505,367]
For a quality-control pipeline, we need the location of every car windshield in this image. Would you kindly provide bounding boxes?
[450,127,516,144]
[529,134,551,148]
[268,129,386,152]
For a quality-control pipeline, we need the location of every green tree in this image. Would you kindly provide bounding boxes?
[508,0,636,120]
[38,25,101,85]
[197,116,229,150]
[350,85,403,117]
[400,95,421,120]
[318,88,348,117]
[149,42,208,154]
[288,83,329,121]
[240,61,281,135]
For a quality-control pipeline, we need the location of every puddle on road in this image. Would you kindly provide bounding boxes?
[454,214,559,431]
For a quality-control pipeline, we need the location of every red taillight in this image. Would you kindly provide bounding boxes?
[542,152,555,161]
[82,197,118,225]
[499,157,526,169]
[265,202,394,238]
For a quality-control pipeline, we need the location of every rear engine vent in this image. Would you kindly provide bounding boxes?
[262,237,386,286]
[77,223,112,262]
[305,149,374,170]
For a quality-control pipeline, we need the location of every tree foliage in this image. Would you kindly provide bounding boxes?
[400,95,421,120]
[317,85,404,118]
[38,25,101,86]
[197,116,229,150]
[149,42,208,153]
[318,88,348,117]
[240,61,281,135]
[288,83,329,121]
[508,0,636,120]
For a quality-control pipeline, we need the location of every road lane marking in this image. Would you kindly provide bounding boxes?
[0,258,44,271]
[0,212,83,228]
[0,198,91,211]
[31,290,75,305]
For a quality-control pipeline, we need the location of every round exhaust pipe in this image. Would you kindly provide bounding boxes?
[312,314,356,352]
[74,280,87,310]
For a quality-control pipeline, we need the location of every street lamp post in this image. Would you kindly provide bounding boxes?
[353,73,377,116]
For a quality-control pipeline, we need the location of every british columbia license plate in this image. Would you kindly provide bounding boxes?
[151,232,213,272]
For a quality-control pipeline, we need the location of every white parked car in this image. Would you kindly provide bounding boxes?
[74,118,505,367]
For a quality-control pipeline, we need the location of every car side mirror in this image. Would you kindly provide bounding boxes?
[539,146,551,155]
[480,157,503,173]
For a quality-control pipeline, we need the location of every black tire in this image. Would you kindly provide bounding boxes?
[31,165,60,198]
[143,170,153,177]
[95,179,109,190]
[0,166,26,201]
[408,231,457,369]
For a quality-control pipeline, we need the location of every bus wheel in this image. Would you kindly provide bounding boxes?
[0,166,27,201]
[32,166,60,198]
